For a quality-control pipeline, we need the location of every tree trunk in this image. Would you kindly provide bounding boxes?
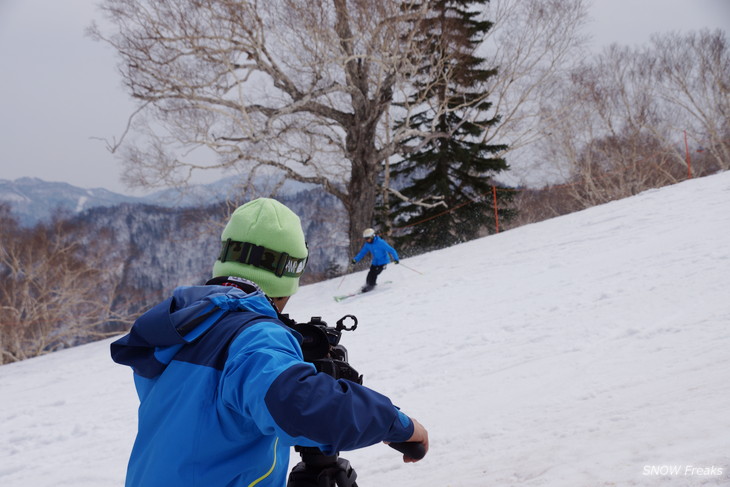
[344,108,381,257]
[346,156,378,258]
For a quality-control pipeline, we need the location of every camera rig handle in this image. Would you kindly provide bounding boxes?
[387,441,427,460]
[336,314,358,331]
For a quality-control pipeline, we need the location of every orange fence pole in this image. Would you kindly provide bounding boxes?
[684,131,693,179]
[492,185,500,233]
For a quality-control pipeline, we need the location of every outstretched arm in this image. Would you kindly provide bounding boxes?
[222,322,415,454]
[352,244,369,263]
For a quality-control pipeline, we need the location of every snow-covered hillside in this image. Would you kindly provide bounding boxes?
[2,172,729,487]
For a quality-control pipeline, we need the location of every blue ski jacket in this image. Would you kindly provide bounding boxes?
[111,284,413,487]
[353,236,399,267]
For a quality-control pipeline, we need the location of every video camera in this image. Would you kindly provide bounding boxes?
[280,312,425,486]
[285,314,362,384]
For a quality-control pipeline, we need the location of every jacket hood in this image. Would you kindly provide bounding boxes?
[111,285,278,378]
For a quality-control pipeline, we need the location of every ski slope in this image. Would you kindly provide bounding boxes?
[1,172,729,486]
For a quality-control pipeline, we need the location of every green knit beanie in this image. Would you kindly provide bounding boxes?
[212,198,308,297]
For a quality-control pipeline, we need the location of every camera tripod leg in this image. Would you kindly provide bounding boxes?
[287,456,358,487]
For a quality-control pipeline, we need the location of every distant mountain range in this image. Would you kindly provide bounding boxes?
[0,176,316,226]
[1,176,348,295]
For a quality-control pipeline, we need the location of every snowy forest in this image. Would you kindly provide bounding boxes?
[1,0,728,364]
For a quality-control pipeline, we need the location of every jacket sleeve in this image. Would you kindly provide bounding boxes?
[352,244,369,263]
[220,321,413,454]
[384,241,399,262]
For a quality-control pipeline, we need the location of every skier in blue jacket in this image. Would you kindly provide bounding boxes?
[111,198,428,487]
[351,228,400,293]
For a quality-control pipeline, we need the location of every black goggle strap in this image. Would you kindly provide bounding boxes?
[218,238,307,278]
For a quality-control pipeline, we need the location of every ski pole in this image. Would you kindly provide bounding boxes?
[398,262,422,275]
[337,272,347,289]
[337,263,353,289]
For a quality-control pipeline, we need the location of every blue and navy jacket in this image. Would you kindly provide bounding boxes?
[353,236,399,267]
[111,284,413,487]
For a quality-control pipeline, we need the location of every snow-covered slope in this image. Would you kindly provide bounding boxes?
[1,172,729,487]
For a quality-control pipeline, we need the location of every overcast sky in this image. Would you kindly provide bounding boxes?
[1,0,728,195]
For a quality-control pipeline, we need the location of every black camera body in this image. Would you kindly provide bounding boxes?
[288,315,362,385]
[282,314,364,483]
[282,311,425,485]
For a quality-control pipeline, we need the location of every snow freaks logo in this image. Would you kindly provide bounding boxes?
[642,465,724,477]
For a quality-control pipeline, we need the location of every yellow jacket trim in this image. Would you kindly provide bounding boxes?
[248,437,279,487]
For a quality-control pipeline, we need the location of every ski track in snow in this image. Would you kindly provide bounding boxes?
[2,172,730,486]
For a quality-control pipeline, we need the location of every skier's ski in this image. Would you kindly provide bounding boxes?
[334,281,392,302]
[333,291,359,302]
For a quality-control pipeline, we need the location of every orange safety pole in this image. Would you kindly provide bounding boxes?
[684,131,693,179]
[492,185,500,233]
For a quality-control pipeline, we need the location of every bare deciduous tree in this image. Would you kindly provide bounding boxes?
[535,30,729,208]
[0,208,135,364]
[650,30,730,172]
[90,0,440,255]
[478,0,590,183]
[565,132,686,207]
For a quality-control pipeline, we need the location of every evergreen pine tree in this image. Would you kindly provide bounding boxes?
[386,0,511,255]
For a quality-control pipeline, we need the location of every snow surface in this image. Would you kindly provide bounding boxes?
[75,196,89,213]
[1,172,729,487]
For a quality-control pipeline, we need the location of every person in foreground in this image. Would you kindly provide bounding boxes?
[351,228,400,293]
[111,198,428,487]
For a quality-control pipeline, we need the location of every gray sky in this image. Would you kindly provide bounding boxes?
[0,0,728,195]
